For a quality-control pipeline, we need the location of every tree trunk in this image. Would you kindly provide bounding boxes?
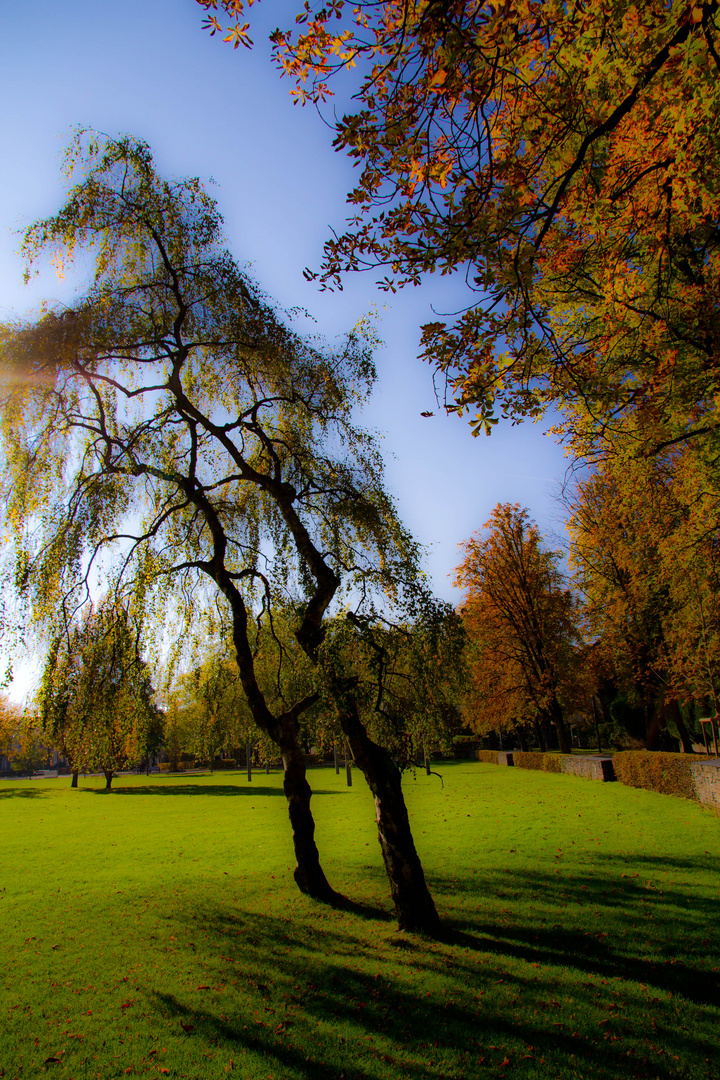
[335,691,440,935]
[71,768,79,789]
[278,717,337,902]
[533,719,547,752]
[548,697,571,754]
[667,698,694,754]
[104,769,113,790]
[645,698,663,750]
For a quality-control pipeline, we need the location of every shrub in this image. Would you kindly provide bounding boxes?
[513,752,566,773]
[219,759,236,769]
[613,751,696,801]
[158,762,172,772]
[476,750,500,764]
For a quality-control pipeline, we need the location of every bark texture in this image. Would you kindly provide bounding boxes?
[336,692,440,935]
[279,720,337,901]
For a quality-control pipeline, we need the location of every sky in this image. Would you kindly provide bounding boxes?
[0,0,569,695]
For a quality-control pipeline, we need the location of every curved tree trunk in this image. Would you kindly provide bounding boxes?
[104,769,113,790]
[225,590,339,904]
[335,691,440,935]
[278,717,337,901]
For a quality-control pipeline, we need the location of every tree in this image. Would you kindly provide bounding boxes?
[170,649,253,769]
[38,601,163,788]
[455,503,581,753]
[201,1,720,454]
[566,435,719,750]
[0,695,22,766]
[0,132,439,931]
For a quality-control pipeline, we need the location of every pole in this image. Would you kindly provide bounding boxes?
[246,744,252,782]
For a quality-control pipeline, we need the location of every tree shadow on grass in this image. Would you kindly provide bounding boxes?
[83,784,343,798]
[145,896,703,1080]
[431,861,720,1008]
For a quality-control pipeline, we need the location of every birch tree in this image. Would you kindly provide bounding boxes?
[0,132,439,931]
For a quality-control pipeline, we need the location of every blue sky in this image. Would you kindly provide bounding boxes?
[0,0,568,629]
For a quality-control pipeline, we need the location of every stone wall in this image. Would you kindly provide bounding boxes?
[690,759,720,810]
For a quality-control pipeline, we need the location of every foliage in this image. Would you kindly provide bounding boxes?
[201,1,720,452]
[566,435,720,748]
[455,503,584,752]
[0,694,21,758]
[7,715,46,776]
[319,599,465,766]
[613,749,699,801]
[170,650,252,767]
[37,600,162,783]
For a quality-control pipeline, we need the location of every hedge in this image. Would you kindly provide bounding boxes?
[513,752,565,773]
[475,750,500,764]
[613,751,697,801]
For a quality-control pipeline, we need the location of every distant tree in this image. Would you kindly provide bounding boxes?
[0,132,439,931]
[0,695,20,760]
[171,650,253,769]
[38,601,163,788]
[455,504,582,753]
[324,600,465,768]
[566,438,717,751]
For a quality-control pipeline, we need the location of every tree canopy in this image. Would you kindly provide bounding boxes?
[201,0,720,455]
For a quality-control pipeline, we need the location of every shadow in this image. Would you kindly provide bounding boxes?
[0,786,47,799]
[427,863,720,1007]
[82,784,343,798]
[141,898,704,1080]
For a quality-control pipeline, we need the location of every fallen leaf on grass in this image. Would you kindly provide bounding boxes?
[180,1024,196,1033]
[195,985,211,990]
[44,1058,61,1065]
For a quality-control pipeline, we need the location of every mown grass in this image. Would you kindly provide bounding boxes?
[1,762,718,1080]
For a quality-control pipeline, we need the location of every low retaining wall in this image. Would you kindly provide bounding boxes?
[476,749,615,780]
[475,747,720,809]
[561,755,616,781]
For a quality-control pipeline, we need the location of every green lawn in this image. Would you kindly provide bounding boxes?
[1,762,718,1080]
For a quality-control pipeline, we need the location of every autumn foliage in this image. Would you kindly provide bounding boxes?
[455,503,584,753]
[201,1,720,455]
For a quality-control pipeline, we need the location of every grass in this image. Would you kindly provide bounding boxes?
[1,761,718,1080]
